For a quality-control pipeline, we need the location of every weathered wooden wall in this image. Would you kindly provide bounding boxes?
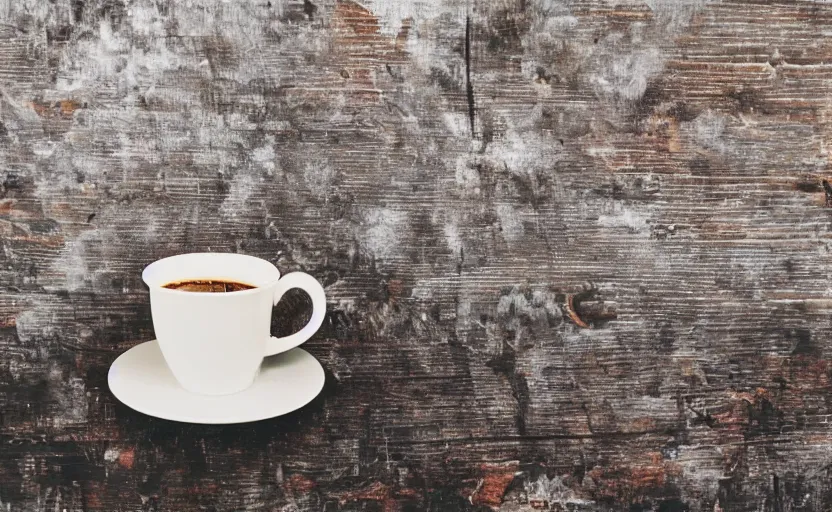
[2,0,832,510]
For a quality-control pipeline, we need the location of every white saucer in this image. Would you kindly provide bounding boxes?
[108,341,325,424]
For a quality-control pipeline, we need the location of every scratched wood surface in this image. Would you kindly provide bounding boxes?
[1,0,832,510]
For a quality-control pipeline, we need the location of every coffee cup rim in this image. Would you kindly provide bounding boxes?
[142,252,281,296]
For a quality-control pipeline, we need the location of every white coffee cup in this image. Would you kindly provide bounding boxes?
[141,253,326,395]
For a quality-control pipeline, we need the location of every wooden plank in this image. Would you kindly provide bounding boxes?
[2,0,832,510]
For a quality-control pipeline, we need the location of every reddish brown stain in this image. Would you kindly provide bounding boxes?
[85,482,104,509]
[395,18,412,51]
[334,0,380,35]
[117,447,135,469]
[565,294,590,328]
[284,474,316,494]
[339,481,391,503]
[338,481,399,511]
[29,100,82,119]
[470,463,518,509]
[587,455,682,502]
[330,0,407,94]
[787,356,831,392]
[394,487,421,500]
[387,279,404,299]
[0,200,15,214]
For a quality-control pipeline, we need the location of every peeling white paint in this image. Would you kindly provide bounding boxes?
[362,0,443,36]
[252,138,277,172]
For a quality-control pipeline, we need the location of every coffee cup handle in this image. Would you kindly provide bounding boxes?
[266,272,327,356]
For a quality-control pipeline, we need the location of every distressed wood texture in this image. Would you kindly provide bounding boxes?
[3,0,832,510]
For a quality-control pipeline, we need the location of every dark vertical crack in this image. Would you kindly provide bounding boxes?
[465,16,476,138]
[303,0,317,20]
[486,345,529,435]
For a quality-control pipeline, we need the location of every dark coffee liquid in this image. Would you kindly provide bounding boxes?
[163,279,256,293]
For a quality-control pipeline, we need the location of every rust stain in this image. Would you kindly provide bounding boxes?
[626,416,657,433]
[339,481,398,512]
[117,447,135,469]
[60,100,82,116]
[587,455,682,502]
[0,199,16,214]
[394,487,421,500]
[470,462,519,509]
[85,482,104,509]
[284,474,316,494]
[565,294,590,328]
[334,1,380,35]
[29,99,82,119]
[644,114,681,153]
[395,18,412,51]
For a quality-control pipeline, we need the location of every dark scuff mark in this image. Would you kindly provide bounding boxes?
[657,498,690,512]
[465,16,476,138]
[794,179,821,193]
[786,328,816,356]
[46,26,73,43]
[728,88,765,114]
[86,213,95,223]
[303,0,317,20]
[771,474,781,512]
[430,67,459,91]
[72,0,85,23]
[216,172,230,194]
[96,0,127,28]
[486,344,530,435]
[2,173,21,191]
[822,180,832,206]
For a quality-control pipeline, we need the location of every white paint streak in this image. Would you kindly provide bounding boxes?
[47,362,88,428]
[496,204,524,243]
[252,138,276,172]
[220,171,258,218]
[362,0,443,35]
[443,221,462,255]
[104,448,120,463]
[302,157,336,200]
[454,157,481,195]
[593,48,665,101]
[598,207,650,233]
[358,207,410,261]
[692,110,727,151]
[57,16,182,96]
